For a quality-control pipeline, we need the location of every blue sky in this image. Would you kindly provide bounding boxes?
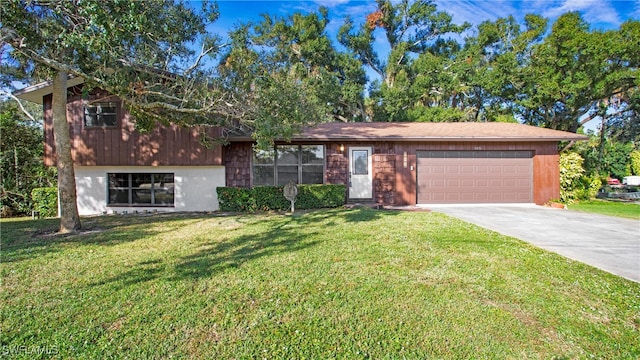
[211,0,640,38]
[205,0,638,130]
[208,0,639,84]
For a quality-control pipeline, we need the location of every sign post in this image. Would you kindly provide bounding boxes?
[283,181,298,213]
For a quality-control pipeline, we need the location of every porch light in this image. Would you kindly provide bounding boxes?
[339,144,345,153]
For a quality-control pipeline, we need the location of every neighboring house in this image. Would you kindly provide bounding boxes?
[16,81,587,215]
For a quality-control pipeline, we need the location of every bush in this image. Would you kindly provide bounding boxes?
[631,150,640,176]
[559,152,585,204]
[217,184,346,212]
[216,187,257,212]
[253,186,290,211]
[31,187,58,217]
[297,184,346,209]
[575,175,602,200]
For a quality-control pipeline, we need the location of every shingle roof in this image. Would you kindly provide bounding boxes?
[287,122,588,142]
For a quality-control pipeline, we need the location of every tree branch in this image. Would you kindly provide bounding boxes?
[2,91,36,122]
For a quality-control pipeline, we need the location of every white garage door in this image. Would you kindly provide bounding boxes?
[417,151,533,204]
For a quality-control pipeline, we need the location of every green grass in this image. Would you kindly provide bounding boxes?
[569,199,640,219]
[2,209,639,359]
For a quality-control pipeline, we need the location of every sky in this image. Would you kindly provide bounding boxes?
[206,0,638,130]
[208,0,639,87]
[211,0,640,38]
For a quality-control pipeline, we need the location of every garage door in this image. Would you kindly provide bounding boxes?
[417,151,533,204]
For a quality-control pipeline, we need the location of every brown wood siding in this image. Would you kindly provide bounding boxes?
[43,91,222,167]
[532,143,560,205]
[225,142,351,189]
[223,142,252,187]
[373,154,396,204]
[325,143,348,186]
[221,139,559,206]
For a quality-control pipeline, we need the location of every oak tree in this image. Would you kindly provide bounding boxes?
[2,0,221,232]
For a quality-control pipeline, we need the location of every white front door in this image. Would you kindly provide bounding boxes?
[349,146,372,199]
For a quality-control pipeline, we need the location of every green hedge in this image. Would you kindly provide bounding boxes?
[31,187,58,217]
[217,184,346,212]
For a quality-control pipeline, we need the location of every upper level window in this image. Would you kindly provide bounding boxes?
[253,145,325,186]
[84,102,118,127]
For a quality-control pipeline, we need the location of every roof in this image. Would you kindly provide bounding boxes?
[13,77,85,103]
[233,122,589,142]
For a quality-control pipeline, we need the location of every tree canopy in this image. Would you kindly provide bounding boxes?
[0,100,56,216]
[1,0,222,232]
[219,7,367,148]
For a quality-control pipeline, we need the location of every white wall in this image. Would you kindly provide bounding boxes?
[74,166,225,216]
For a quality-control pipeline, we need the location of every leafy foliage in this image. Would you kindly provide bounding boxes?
[339,0,470,121]
[631,150,640,176]
[2,0,222,231]
[576,135,633,180]
[31,187,58,217]
[219,9,366,148]
[559,152,586,204]
[0,101,56,215]
[575,175,602,201]
[217,185,346,212]
[2,0,223,127]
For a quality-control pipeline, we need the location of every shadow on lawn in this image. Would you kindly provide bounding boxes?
[94,207,398,285]
[171,207,398,280]
[173,213,333,280]
[0,213,212,263]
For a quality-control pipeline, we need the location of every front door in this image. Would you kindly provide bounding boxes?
[349,146,372,199]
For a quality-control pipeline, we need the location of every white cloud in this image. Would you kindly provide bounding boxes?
[313,0,351,8]
[633,0,640,18]
[440,0,517,26]
[332,2,378,19]
[541,0,622,27]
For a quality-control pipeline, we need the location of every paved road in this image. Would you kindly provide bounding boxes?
[431,205,640,283]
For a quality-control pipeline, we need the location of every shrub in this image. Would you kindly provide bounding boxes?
[216,187,257,212]
[31,187,58,217]
[559,152,585,204]
[217,185,346,212]
[575,175,602,200]
[631,150,640,176]
[297,184,346,209]
[253,186,290,211]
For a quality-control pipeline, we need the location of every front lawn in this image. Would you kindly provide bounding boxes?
[1,209,639,359]
[569,199,640,219]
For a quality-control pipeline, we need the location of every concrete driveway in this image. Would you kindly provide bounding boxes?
[431,205,640,283]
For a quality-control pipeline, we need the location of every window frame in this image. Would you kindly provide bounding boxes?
[107,172,175,207]
[84,101,119,128]
[252,145,325,186]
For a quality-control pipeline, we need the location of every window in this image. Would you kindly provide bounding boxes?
[253,148,276,186]
[252,145,325,186]
[352,150,369,175]
[85,102,118,127]
[108,173,174,206]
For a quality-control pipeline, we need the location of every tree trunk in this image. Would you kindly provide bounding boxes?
[14,145,19,187]
[597,117,607,175]
[52,71,81,233]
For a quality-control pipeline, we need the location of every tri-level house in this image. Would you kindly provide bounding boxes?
[16,80,587,215]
